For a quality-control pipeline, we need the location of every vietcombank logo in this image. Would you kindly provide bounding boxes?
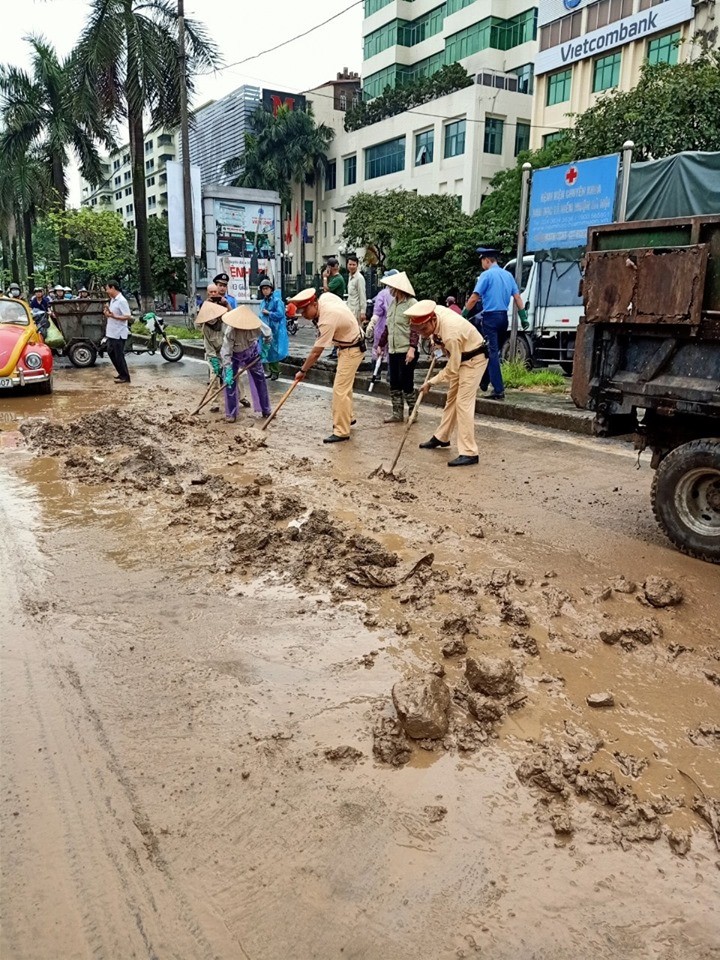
[560,10,658,63]
[563,0,582,9]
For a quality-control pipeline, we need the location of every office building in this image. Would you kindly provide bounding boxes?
[184,85,261,186]
[532,0,718,148]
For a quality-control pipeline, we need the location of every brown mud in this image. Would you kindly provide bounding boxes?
[1,366,719,959]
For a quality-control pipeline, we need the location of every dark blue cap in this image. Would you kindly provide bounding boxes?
[476,246,500,257]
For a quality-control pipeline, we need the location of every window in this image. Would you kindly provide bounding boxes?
[444,120,466,159]
[124,171,131,182]
[364,0,392,15]
[113,159,121,171]
[639,0,667,8]
[91,198,97,207]
[115,191,122,200]
[484,117,504,155]
[514,121,531,156]
[398,5,445,47]
[114,175,121,186]
[323,221,327,238]
[125,204,133,214]
[344,155,357,185]
[144,139,154,152]
[147,175,155,187]
[333,219,337,235]
[364,20,397,59]
[546,68,572,106]
[446,0,474,14]
[501,8,537,49]
[648,31,680,66]
[415,129,434,166]
[593,52,621,93]
[339,92,347,110]
[513,63,535,95]
[158,133,173,146]
[539,11,582,51]
[325,160,337,191]
[543,131,566,147]
[304,199,313,226]
[145,158,155,172]
[363,65,398,100]
[123,153,130,164]
[125,187,132,196]
[586,0,633,33]
[365,136,406,179]
[148,195,156,208]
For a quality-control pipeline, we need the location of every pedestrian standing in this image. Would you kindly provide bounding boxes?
[195,286,228,382]
[462,247,527,401]
[220,306,272,423]
[445,296,462,315]
[258,278,289,380]
[346,254,367,324]
[375,271,419,423]
[322,258,346,361]
[364,268,397,373]
[103,279,133,384]
[406,300,489,467]
[289,288,365,444]
[214,271,253,408]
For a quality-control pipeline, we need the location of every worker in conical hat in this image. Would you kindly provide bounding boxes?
[220,305,272,423]
[375,271,418,423]
[288,287,365,443]
[404,300,489,467]
[196,284,228,382]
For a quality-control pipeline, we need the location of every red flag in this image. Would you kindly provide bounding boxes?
[285,217,292,245]
[294,208,300,240]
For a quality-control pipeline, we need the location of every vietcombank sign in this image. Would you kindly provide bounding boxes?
[536,0,694,75]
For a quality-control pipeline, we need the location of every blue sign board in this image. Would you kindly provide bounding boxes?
[527,154,620,251]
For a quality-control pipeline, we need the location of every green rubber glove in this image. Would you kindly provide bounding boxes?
[209,356,221,376]
[518,308,529,330]
[461,308,469,319]
[223,366,234,387]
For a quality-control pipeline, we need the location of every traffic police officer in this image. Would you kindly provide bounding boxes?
[406,300,488,467]
[462,247,527,401]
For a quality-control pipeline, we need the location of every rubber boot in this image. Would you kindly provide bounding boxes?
[404,389,418,417]
[384,390,404,423]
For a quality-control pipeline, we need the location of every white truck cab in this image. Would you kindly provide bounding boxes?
[503,256,583,373]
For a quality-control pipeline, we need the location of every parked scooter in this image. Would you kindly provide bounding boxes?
[125,312,184,362]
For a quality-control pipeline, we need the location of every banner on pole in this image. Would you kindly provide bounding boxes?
[166,160,203,258]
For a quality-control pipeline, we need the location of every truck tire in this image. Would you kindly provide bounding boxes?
[501,335,531,367]
[67,341,98,368]
[651,439,720,563]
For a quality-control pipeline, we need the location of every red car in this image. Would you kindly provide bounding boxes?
[0,295,53,394]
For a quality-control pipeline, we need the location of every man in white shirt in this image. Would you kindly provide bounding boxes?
[346,254,367,323]
[104,279,133,383]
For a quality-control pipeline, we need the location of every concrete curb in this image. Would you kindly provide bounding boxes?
[180,341,594,436]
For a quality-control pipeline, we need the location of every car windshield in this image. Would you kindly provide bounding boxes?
[0,299,30,325]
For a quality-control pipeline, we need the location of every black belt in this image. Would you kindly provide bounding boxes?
[337,338,364,351]
[461,345,487,362]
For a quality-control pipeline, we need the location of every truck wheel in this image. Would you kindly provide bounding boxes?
[651,439,720,563]
[67,341,98,368]
[501,336,531,367]
[160,338,183,362]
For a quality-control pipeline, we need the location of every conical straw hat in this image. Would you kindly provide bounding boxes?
[381,271,415,297]
[195,300,228,325]
[223,305,262,330]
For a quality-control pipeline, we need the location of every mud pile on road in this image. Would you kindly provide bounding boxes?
[19,401,720,859]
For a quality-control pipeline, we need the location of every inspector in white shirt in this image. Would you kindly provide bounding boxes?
[105,291,132,339]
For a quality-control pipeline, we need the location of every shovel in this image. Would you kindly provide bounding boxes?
[261,378,301,431]
[191,375,220,416]
[192,357,260,416]
[370,355,436,479]
[368,355,382,392]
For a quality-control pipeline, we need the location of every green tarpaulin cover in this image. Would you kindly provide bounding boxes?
[626,151,720,221]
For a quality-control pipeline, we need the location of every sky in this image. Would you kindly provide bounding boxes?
[5,0,365,203]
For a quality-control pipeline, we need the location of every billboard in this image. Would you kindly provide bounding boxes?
[213,198,278,300]
[527,155,620,251]
[166,160,203,258]
[261,89,307,116]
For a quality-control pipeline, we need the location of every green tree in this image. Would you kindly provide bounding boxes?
[147,213,185,300]
[226,105,334,274]
[47,208,135,288]
[75,0,216,310]
[571,49,720,160]
[0,35,111,282]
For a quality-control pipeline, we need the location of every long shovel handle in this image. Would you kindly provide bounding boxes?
[195,357,260,415]
[191,375,220,416]
[387,355,437,475]
[261,379,300,431]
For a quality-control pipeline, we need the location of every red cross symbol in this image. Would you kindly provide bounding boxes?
[565,165,579,186]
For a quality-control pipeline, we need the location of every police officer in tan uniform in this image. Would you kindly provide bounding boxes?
[405,299,489,467]
[289,287,365,443]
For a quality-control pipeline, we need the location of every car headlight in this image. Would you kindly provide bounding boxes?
[25,352,43,370]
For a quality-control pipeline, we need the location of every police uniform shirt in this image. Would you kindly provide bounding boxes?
[473,263,519,312]
[313,293,362,349]
[428,306,484,386]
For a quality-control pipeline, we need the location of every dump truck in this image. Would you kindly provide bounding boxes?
[572,214,720,563]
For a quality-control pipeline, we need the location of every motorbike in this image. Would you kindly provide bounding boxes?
[131,312,184,361]
[286,315,299,336]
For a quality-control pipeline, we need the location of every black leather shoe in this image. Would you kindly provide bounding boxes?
[448,455,479,467]
[351,419,357,426]
[419,436,450,449]
[239,398,251,408]
[486,392,505,401]
[323,434,350,443]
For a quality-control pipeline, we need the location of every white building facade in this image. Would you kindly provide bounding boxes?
[292,0,541,274]
[532,0,718,148]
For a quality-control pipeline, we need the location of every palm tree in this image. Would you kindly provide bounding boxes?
[75,0,217,311]
[0,36,112,283]
[226,105,334,279]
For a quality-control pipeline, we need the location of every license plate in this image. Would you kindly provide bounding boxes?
[0,378,14,389]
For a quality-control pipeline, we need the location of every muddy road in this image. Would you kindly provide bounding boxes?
[1,357,719,960]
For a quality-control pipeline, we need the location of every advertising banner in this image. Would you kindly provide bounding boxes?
[214,198,277,300]
[527,154,620,251]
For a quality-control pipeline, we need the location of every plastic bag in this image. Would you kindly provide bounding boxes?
[43,318,65,349]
